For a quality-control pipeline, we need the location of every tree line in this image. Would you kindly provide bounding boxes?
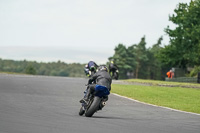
[0,59,85,77]
[108,36,165,80]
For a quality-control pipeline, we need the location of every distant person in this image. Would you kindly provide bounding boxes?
[166,69,174,79]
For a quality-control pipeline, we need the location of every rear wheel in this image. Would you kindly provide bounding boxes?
[85,97,101,117]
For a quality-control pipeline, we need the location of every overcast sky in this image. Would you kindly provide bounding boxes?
[0,0,191,64]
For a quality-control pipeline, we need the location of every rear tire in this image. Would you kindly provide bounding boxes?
[85,97,101,117]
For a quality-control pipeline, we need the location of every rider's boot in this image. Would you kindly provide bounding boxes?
[79,91,90,104]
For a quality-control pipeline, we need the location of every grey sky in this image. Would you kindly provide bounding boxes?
[0,0,191,64]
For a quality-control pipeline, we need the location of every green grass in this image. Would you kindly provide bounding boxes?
[111,84,200,114]
[123,79,200,88]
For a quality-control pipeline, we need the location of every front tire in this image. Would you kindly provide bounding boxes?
[85,96,101,117]
[115,72,119,80]
[91,71,95,77]
[79,107,85,116]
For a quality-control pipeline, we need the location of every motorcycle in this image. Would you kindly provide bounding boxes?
[79,85,110,117]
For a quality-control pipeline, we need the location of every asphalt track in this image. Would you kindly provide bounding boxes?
[0,74,200,133]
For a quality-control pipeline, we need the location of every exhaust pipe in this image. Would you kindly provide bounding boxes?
[99,101,106,110]
[102,101,106,106]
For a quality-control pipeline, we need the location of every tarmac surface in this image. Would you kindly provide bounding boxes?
[0,74,200,133]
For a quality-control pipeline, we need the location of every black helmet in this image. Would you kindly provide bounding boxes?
[98,65,108,72]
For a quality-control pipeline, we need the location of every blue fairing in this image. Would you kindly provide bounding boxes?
[95,85,110,98]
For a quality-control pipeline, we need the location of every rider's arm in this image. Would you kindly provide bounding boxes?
[88,72,98,84]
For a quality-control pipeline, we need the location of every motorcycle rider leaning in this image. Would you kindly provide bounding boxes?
[109,60,118,76]
[80,65,112,104]
[84,61,99,77]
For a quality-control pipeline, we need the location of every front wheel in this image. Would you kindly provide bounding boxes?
[85,96,101,117]
[114,72,119,80]
[112,72,118,80]
[79,107,85,116]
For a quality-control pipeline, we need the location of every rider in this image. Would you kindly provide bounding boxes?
[80,65,112,103]
[84,61,98,77]
[108,60,118,77]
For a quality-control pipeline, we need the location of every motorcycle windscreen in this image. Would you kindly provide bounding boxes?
[95,85,110,97]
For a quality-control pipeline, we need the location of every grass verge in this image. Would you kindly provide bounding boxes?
[123,79,200,88]
[111,84,200,114]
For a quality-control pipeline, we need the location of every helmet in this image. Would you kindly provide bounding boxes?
[110,60,114,64]
[98,65,108,72]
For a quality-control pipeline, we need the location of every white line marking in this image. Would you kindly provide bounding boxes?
[112,93,200,116]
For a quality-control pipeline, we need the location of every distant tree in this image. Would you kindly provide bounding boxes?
[58,70,69,77]
[25,65,36,75]
[189,66,200,77]
[126,45,137,78]
[109,37,149,79]
[109,44,131,79]
[159,0,200,68]
[147,37,163,79]
[0,58,85,77]
[134,36,148,78]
